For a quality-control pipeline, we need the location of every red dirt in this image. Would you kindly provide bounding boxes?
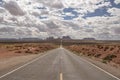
[0,48,21,59]
[0,43,57,59]
[66,44,120,66]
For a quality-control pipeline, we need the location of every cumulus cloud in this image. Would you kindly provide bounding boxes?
[114,0,120,4]
[4,1,25,16]
[0,7,5,13]
[0,0,120,40]
[35,0,64,9]
[108,8,120,16]
[111,26,120,34]
[0,27,15,32]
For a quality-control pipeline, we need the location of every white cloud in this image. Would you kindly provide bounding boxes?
[0,0,120,40]
[62,0,110,13]
[108,8,120,16]
[35,0,64,9]
[62,0,102,7]
[64,12,75,16]
[114,0,120,4]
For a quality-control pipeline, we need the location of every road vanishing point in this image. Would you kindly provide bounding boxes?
[0,47,120,80]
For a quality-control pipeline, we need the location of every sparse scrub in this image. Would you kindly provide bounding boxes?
[94,54,101,58]
[102,60,107,64]
[25,49,33,54]
[103,54,117,62]
[66,44,120,66]
[15,51,22,53]
[110,47,114,51]
[104,46,109,51]
[0,43,57,56]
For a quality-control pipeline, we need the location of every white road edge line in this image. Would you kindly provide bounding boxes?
[65,48,120,80]
[80,58,120,80]
[0,52,50,79]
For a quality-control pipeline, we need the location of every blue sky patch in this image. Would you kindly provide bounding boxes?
[109,0,120,8]
[39,16,48,19]
[83,7,111,18]
[63,7,79,20]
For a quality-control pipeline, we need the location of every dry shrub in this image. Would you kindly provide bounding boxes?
[66,44,120,65]
[103,54,117,62]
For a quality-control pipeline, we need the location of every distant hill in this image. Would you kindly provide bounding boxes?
[62,36,71,40]
[0,38,42,42]
[82,38,96,40]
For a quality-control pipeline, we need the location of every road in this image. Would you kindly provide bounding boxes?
[0,47,119,80]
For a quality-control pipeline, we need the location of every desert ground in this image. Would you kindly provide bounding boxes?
[65,43,120,68]
[0,43,57,71]
[0,42,120,79]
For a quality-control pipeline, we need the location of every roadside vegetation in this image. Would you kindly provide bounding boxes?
[66,44,120,67]
[0,43,58,59]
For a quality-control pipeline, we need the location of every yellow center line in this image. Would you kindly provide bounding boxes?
[60,73,63,80]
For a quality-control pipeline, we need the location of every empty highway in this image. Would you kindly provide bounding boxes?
[0,47,119,80]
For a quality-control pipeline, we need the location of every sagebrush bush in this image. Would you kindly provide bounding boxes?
[94,54,101,58]
[103,54,117,62]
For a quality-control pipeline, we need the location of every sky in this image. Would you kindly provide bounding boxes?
[0,0,120,40]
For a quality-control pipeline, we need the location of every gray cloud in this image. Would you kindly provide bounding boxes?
[16,29,32,36]
[0,27,15,32]
[0,7,5,13]
[112,27,120,34]
[32,12,41,17]
[51,1,64,9]
[4,1,25,16]
[40,10,49,15]
[93,32,112,40]
[44,21,59,29]
[62,21,80,30]
[0,17,3,22]
[9,17,18,22]
[85,29,94,33]
[36,0,64,9]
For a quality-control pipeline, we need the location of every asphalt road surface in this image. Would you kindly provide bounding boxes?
[0,47,120,80]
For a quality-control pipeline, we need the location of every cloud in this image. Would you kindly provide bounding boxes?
[0,26,15,32]
[85,29,94,33]
[111,26,120,34]
[0,7,5,13]
[107,8,120,16]
[4,1,25,16]
[114,0,120,4]
[50,0,64,9]
[0,0,120,40]
[36,0,64,9]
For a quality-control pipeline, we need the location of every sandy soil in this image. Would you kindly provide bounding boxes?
[66,44,120,67]
[0,48,25,59]
[66,44,120,78]
[0,43,57,71]
[0,54,39,71]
